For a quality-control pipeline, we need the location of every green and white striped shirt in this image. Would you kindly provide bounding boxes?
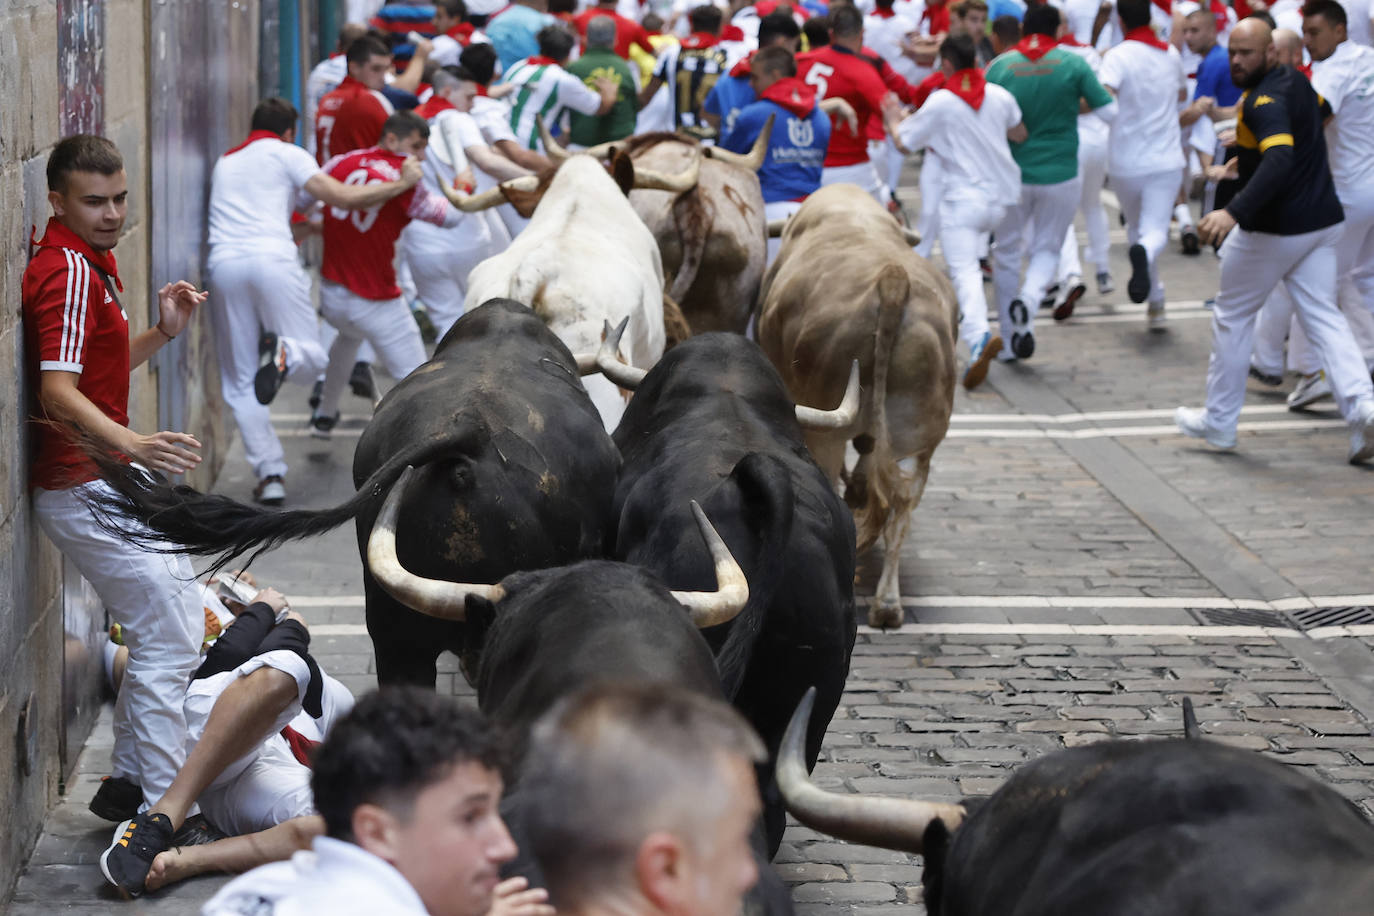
[503,57,605,150]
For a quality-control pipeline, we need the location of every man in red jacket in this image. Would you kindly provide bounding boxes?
[315,34,396,165]
[23,134,208,829]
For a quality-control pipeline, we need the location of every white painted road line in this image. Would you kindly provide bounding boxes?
[951,405,1303,424]
[945,418,1346,440]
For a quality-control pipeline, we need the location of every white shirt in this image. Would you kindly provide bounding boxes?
[471,95,520,148]
[203,836,430,915]
[1341,0,1372,46]
[1057,0,1105,45]
[207,137,322,261]
[1312,40,1374,194]
[305,56,349,156]
[502,58,604,151]
[407,108,493,251]
[1098,38,1187,176]
[895,83,1023,203]
[864,12,923,82]
[1059,41,1111,146]
[431,29,493,68]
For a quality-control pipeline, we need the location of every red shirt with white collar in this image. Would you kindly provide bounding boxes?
[315,75,395,164]
[798,45,892,166]
[22,218,130,490]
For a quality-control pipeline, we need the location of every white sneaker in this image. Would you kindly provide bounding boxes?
[1349,401,1374,465]
[1174,406,1237,449]
[1147,301,1167,332]
[1287,371,1333,410]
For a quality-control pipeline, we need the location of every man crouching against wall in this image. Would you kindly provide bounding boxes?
[522,683,767,916]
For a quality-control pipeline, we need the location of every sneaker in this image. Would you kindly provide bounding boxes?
[1127,244,1151,303]
[309,411,340,440]
[253,332,289,406]
[308,379,324,410]
[1008,298,1030,328]
[1174,406,1237,449]
[349,361,376,400]
[1147,301,1167,332]
[1096,271,1114,295]
[101,812,174,898]
[89,775,142,822]
[1287,371,1333,410]
[1054,276,1086,322]
[1248,364,1284,387]
[1350,401,1374,464]
[979,257,993,282]
[253,475,286,506]
[1011,330,1036,359]
[1039,282,1061,310]
[963,332,1002,390]
[171,814,227,847]
[1180,226,1201,255]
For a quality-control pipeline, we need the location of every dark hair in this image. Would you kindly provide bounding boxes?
[312,688,506,842]
[758,10,802,45]
[940,31,978,69]
[1023,3,1060,36]
[829,4,864,37]
[643,11,665,30]
[442,63,479,83]
[754,44,798,77]
[250,97,300,135]
[1303,0,1347,27]
[1117,0,1152,32]
[1245,9,1277,27]
[436,0,468,18]
[803,16,831,47]
[381,109,431,143]
[337,22,369,52]
[537,24,577,61]
[461,42,500,83]
[953,0,989,18]
[47,134,124,193]
[346,34,393,66]
[689,4,725,33]
[991,13,1021,43]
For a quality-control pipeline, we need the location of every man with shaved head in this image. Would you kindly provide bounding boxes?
[1176,17,1374,463]
[1273,27,1308,68]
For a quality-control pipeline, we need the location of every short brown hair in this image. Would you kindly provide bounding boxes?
[753,44,797,78]
[47,135,124,193]
[953,0,988,17]
[251,97,299,135]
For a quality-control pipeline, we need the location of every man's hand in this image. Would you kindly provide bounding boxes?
[1217,127,1237,146]
[125,430,202,475]
[1205,159,1240,182]
[487,877,555,916]
[454,166,477,193]
[156,281,207,339]
[820,97,860,135]
[1198,207,1236,246]
[412,37,434,59]
[400,155,424,188]
[252,587,290,614]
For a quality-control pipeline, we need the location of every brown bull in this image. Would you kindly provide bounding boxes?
[758,183,957,628]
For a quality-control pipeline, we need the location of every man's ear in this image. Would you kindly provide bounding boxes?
[352,802,402,862]
[636,831,688,915]
[48,190,66,217]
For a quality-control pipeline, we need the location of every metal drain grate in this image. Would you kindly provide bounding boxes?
[1191,606,1291,628]
[1289,606,1374,630]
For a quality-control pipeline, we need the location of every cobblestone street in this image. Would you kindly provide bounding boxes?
[13,190,1374,913]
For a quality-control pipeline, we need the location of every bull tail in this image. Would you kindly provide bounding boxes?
[714,452,795,701]
[850,266,909,553]
[666,186,707,303]
[1182,697,1200,739]
[662,291,692,349]
[85,435,464,575]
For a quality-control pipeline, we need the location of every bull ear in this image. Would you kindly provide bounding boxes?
[611,150,635,196]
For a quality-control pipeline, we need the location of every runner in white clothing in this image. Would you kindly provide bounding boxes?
[206,98,421,506]
[502,26,617,152]
[1055,31,1116,298]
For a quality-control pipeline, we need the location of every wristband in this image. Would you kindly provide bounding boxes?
[156,324,176,341]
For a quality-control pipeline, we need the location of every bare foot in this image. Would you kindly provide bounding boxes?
[145,847,193,892]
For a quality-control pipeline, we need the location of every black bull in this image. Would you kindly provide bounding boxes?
[779,689,1374,916]
[609,332,859,855]
[88,299,620,686]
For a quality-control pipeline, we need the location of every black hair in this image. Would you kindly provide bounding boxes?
[803,16,831,47]
[346,34,393,66]
[47,134,124,193]
[381,109,431,143]
[830,4,864,37]
[754,44,798,77]
[251,97,299,135]
[689,4,725,33]
[1245,10,1277,27]
[312,688,506,842]
[1023,3,1061,37]
[758,9,802,45]
[460,41,500,84]
[643,11,665,30]
[940,31,978,69]
[442,63,480,83]
[536,24,577,61]
[1117,0,1152,32]
[1303,0,1347,27]
[435,0,468,18]
[991,13,1021,44]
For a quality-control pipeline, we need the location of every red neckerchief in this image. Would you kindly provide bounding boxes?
[912,70,946,107]
[721,24,745,40]
[30,218,123,290]
[760,75,817,116]
[445,21,476,42]
[756,0,781,15]
[415,95,457,119]
[1059,34,1086,47]
[871,6,897,16]
[921,0,949,35]
[476,83,490,96]
[224,129,283,156]
[1298,61,1312,79]
[280,726,319,767]
[525,55,562,66]
[682,31,721,48]
[943,67,986,109]
[1123,25,1169,51]
[1013,33,1056,60]
[730,49,757,77]
[1152,0,1170,12]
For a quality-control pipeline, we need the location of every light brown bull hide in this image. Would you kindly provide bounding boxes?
[758,184,958,628]
[625,135,767,335]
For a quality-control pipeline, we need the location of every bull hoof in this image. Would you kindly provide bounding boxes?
[868,601,903,629]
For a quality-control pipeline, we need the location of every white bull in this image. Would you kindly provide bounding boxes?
[758,183,958,628]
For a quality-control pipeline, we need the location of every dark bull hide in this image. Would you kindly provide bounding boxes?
[87,299,621,687]
[779,689,1374,916]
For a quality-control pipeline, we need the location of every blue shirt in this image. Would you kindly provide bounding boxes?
[703,75,757,138]
[1194,42,1242,107]
[486,5,555,73]
[986,0,1027,21]
[722,97,830,203]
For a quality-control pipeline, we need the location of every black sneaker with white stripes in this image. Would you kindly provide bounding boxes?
[100,811,174,898]
[254,331,288,405]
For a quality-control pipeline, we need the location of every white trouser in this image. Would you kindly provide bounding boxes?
[318,281,428,417]
[1206,224,1374,430]
[1251,286,1294,377]
[1111,168,1177,304]
[1058,137,1110,280]
[35,482,203,806]
[207,252,328,480]
[869,138,904,197]
[821,160,888,205]
[404,217,499,341]
[940,187,1007,352]
[186,650,353,837]
[994,178,1081,339]
[915,151,943,259]
[765,200,803,266]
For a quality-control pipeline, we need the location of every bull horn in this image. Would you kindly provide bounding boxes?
[366,466,505,620]
[704,113,774,171]
[573,352,601,376]
[795,360,861,430]
[536,114,572,162]
[439,175,541,212]
[632,155,701,193]
[766,218,790,238]
[777,687,967,854]
[581,140,619,160]
[669,501,750,628]
[595,317,648,389]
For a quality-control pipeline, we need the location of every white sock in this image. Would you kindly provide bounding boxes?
[1174,203,1192,228]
